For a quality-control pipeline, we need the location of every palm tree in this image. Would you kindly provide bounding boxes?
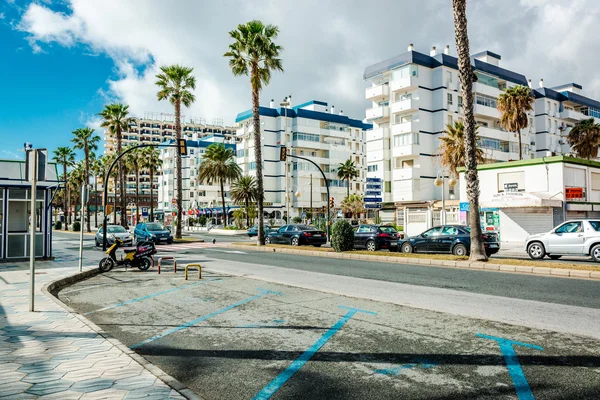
[439,122,484,177]
[71,127,100,232]
[497,85,534,160]
[225,20,283,245]
[125,147,143,224]
[452,0,486,261]
[337,159,359,198]
[567,118,600,159]
[198,144,242,227]
[230,175,258,228]
[99,103,135,228]
[100,153,119,224]
[142,147,163,222]
[52,146,75,230]
[341,194,364,219]
[155,65,196,238]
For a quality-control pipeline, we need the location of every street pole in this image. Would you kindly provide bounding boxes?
[29,150,38,312]
[284,105,289,222]
[442,178,446,225]
[310,174,313,214]
[78,185,88,272]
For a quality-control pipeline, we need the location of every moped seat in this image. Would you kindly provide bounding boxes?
[123,248,137,253]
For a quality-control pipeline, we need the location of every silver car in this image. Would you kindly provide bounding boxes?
[525,220,600,261]
[95,225,133,247]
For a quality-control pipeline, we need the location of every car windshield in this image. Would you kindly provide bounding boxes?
[107,226,126,233]
[296,225,316,231]
[589,221,600,231]
[379,226,397,234]
[146,223,164,231]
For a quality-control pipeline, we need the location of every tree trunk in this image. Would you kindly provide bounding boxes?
[84,145,91,233]
[175,100,183,239]
[150,168,154,222]
[245,198,250,228]
[220,178,227,227]
[94,175,98,229]
[63,163,69,230]
[518,130,523,160]
[113,176,117,224]
[135,167,140,225]
[117,127,127,228]
[251,63,265,245]
[452,0,487,261]
[346,179,350,199]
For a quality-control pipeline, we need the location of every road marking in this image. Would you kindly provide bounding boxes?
[253,305,376,400]
[84,278,220,316]
[130,288,282,350]
[477,333,543,400]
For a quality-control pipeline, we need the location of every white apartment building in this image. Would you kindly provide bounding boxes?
[102,114,235,213]
[157,134,236,219]
[234,100,372,218]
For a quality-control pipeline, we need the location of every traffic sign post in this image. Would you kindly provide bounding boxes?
[364,178,383,211]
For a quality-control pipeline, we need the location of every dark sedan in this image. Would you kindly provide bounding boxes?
[398,225,500,256]
[247,225,275,237]
[353,225,399,251]
[265,225,327,247]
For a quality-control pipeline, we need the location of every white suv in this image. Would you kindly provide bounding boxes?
[525,220,600,262]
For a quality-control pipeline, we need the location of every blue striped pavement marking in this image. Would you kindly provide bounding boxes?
[253,306,376,400]
[130,288,282,350]
[477,333,543,400]
[84,278,220,316]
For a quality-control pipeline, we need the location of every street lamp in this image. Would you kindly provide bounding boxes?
[434,172,457,225]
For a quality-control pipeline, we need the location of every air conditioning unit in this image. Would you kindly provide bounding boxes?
[530,141,536,146]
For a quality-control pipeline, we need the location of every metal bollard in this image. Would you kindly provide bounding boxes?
[185,264,202,280]
[157,257,177,274]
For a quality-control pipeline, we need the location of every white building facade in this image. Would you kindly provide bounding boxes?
[234,100,371,218]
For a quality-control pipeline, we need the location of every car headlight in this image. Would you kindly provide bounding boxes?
[109,234,115,239]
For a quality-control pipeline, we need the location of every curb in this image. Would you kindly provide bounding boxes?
[42,268,204,400]
[227,244,600,281]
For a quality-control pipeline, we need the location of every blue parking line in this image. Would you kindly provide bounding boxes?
[130,289,282,350]
[84,279,220,316]
[253,306,376,400]
[477,333,543,400]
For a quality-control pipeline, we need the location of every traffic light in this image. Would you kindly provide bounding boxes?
[322,205,326,214]
[178,139,188,156]
[329,197,335,209]
[279,146,287,161]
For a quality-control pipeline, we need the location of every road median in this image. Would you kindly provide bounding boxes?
[229,242,600,280]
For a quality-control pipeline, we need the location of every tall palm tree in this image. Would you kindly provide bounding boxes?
[225,20,284,245]
[100,153,119,224]
[142,146,163,222]
[198,144,242,227]
[52,146,75,230]
[71,127,100,232]
[452,0,486,261]
[567,118,600,159]
[99,103,134,228]
[337,159,359,198]
[68,161,86,228]
[341,194,364,219]
[230,175,258,228]
[439,122,484,177]
[497,85,534,160]
[125,148,145,224]
[155,65,196,238]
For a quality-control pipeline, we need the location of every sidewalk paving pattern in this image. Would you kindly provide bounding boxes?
[0,263,187,399]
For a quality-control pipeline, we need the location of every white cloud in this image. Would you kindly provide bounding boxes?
[15,0,600,125]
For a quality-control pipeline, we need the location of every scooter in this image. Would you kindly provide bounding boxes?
[99,238,157,272]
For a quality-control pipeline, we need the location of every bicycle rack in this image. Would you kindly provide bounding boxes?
[185,264,202,280]
[158,257,177,274]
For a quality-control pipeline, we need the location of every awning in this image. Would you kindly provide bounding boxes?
[480,192,563,208]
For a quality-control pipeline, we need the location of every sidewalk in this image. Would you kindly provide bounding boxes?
[0,261,192,399]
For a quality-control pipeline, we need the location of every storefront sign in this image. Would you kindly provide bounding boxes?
[565,187,583,199]
[504,182,519,192]
[485,192,545,208]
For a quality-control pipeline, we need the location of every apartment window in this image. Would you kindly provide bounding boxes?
[367,164,379,172]
[547,101,551,111]
[548,118,551,130]
[447,115,453,126]
[392,64,418,80]
[236,149,245,158]
[446,71,452,84]
[478,138,501,151]
[385,181,391,193]
[447,93,453,105]
[394,113,416,125]
[475,94,497,108]
[393,132,419,147]
[458,96,463,107]
[197,190,206,197]
[394,92,412,103]
[292,132,320,142]
[475,72,499,89]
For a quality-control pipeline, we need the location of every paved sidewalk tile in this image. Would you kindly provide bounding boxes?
[0,263,188,399]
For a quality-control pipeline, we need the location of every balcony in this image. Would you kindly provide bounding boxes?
[474,104,500,119]
[366,127,389,142]
[366,105,390,121]
[390,98,418,114]
[365,84,390,101]
[391,76,418,92]
[560,109,586,122]
[477,126,510,141]
[392,168,414,181]
[473,82,500,97]
[391,121,417,135]
[392,144,420,158]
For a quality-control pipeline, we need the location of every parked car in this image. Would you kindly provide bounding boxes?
[95,225,133,247]
[265,225,327,247]
[353,225,399,251]
[247,225,275,237]
[525,219,600,261]
[134,222,173,244]
[399,225,500,256]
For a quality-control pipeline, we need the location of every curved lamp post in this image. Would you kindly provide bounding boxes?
[433,173,457,225]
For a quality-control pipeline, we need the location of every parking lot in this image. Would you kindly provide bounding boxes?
[56,262,600,400]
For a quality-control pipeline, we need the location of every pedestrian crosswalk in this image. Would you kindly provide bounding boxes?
[154,242,222,252]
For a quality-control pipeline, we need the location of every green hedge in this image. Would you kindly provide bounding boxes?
[331,219,354,252]
[73,221,81,232]
[54,220,62,230]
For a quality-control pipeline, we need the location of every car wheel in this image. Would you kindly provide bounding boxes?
[265,237,271,244]
[548,255,562,260]
[95,239,99,247]
[591,245,600,262]
[366,240,376,252]
[291,237,299,246]
[401,243,413,253]
[453,244,467,256]
[527,242,546,260]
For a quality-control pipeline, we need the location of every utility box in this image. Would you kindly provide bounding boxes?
[26,149,48,182]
